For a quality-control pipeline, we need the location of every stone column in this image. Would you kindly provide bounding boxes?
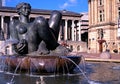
[1,15,4,31]
[64,19,68,40]
[94,0,98,23]
[10,16,14,21]
[91,0,93,24]
[58,25,62,41]
[74,26,76,41]
[88,0,91,24]
[78,20,81,41]
[72,20,75,41]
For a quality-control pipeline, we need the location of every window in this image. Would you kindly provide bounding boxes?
[70,45,73,51]
[118,0,120,3]
[100,0,102,5]
[99,0,104,5]
[98,29,104,39]
[118,7,120,18]
[100,11,102,21]
[99,10,104,22]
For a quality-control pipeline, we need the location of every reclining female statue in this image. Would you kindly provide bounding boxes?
[9,2,69,56]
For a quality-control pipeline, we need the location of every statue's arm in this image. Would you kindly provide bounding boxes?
[9,20,28,54]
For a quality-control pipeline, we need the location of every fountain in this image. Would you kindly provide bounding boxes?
[0,2,120,84]
[0,2,82,73]
[0,2,83,84]
[0,55,81,74]
[0,60,119,84]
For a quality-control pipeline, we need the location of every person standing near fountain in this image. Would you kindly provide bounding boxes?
[9,2,69,55]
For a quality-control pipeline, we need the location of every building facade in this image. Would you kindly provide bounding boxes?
[81,12,88,43]
[88,0,120,53]
[0,6,88,54]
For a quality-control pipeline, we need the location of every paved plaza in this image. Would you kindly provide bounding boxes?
[69,52,120,62]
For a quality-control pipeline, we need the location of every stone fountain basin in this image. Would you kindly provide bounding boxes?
[0,55,81,74]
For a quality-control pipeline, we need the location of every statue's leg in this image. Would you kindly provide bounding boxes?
[27,24,42,53]
[34,16,59,50]
[48,10,62,41]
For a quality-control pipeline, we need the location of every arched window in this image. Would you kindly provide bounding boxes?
[70,45,73,51]
[99,0,104,6]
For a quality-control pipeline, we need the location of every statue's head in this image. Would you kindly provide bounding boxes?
[16,2,31,16]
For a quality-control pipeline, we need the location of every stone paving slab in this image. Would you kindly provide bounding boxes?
[69,52,120,62]
[84,53,120,62]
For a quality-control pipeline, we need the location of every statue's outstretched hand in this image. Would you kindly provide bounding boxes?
[14,39,28,54]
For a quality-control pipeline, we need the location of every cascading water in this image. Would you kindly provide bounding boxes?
[60,56,89,80]
[0,56,8,72]
[6,57,27,84]
[1,53,119,84]
[0,55,120,84]
[60,56,103,84]
[0,55,80,84]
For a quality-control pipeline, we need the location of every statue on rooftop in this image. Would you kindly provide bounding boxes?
[9,2,69,56]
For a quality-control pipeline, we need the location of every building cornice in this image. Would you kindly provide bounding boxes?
[89,22,116,28]
[0,6,82,17]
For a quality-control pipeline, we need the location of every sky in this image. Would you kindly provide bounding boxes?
[3,0,88,13]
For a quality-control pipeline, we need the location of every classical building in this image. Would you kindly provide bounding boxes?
[0,6,88,54]
[88,0,120,53]
[81,12,88,43]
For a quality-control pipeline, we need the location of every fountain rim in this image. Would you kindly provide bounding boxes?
[0,55,82,58]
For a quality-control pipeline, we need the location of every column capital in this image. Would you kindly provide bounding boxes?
[64,19,68,22]
[72,19,75,22]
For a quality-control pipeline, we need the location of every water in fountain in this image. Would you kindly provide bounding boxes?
[0,55,81,84]
[38,76,46,84]
[0,59,119,84]
[0,56,70,83]
[6,57,26,84]
[0,53,120,84]
[0,56,8,72]
[60,56,103,84]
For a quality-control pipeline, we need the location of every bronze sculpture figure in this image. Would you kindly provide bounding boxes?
[9,2,69,56]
